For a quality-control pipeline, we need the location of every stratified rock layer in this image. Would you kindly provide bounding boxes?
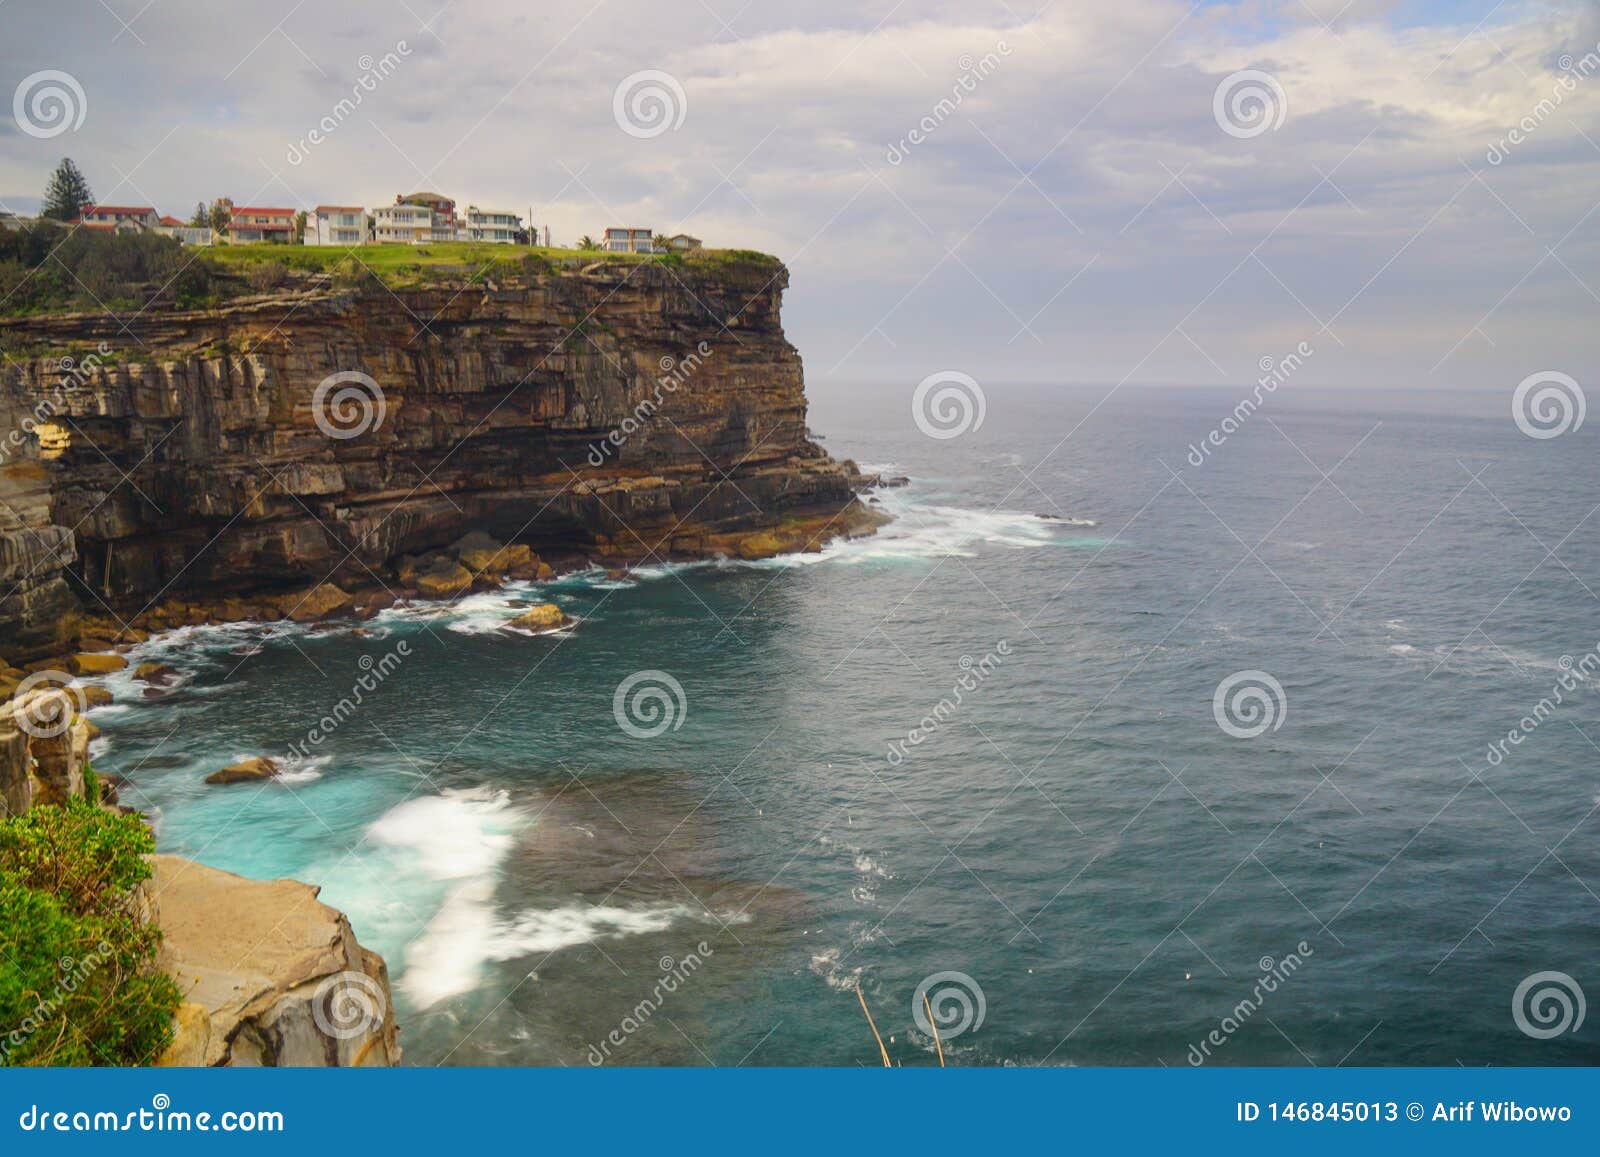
[0,259,866,655]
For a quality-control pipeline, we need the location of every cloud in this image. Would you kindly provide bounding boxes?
[0,0,1596,388]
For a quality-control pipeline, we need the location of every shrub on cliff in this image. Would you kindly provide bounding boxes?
[0,799,180,1066]
[0,226,215,315]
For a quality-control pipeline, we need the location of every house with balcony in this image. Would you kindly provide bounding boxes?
[76,205,160,233]
[465,206,522,244]
[372,202,434,244]
[602,227,656,253]
[228,206,295,243]
[306,206,369,246]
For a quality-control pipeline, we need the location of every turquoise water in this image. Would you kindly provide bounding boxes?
[91,384,1599,1065]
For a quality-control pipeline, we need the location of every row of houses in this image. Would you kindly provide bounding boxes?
[4,194,707,253]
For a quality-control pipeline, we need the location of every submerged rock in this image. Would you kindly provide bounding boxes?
[205,756,280,786]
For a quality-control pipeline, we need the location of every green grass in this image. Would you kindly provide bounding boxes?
[203,241,782,287]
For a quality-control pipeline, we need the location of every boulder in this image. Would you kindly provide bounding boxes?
[461,543,534,574]
[507,603,569,632]
[205,757,280,786]
[70,652,127,675]
[150,856,400,1067]
[281,584,352,623]
[135,662,179,686]
[413,560,473,599]
[79,684,115,707]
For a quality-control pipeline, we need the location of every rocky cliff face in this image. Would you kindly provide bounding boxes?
[0,258,867,655]
[150,855,401,1067]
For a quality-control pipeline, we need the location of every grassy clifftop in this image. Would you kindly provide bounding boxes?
[0,228,782,319]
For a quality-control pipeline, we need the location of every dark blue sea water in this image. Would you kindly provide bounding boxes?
[91,383,1600,1066]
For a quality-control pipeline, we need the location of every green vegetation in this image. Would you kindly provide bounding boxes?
[0,233,783,319]
[0,224,217,316]
[0,798,181,1066]
[40,158,93,223]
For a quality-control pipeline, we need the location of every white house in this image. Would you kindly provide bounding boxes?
[306,206,368,246]
[602,226,655,253]
[465,207,522,244]
[372,203,435,244]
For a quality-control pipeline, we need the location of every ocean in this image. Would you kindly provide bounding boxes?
[89,383,1600,1066]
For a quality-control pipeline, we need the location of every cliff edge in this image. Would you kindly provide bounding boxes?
[0,255,873,655]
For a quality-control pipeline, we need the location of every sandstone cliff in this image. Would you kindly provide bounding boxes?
[150,855,401,1067]
[0,257,869,655]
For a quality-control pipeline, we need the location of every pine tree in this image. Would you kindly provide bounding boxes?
[40,158,93,221]
[189,201,208,227]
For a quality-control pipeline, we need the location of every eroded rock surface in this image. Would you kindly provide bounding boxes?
[151,855,400,1067]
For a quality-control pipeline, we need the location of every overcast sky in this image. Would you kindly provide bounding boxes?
[2,0,1597,390]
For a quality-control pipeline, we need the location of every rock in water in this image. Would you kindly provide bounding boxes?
[281,584,352,623]
[507,603,569,632]
[70,652,127,675]
[205,756,280,785]
[413,559,474,598]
